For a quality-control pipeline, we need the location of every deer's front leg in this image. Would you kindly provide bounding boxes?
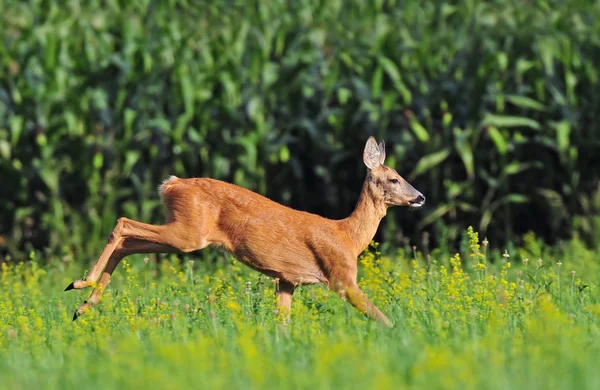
[330,277,392,328]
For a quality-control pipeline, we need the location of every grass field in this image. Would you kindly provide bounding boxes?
[1,228,599,390]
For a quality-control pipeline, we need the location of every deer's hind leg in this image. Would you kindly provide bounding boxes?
[65,216,211,291]
[275,280,295,324]
[71,238,176,320]
[66,217,211,320]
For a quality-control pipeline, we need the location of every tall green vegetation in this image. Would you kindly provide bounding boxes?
[2,0,600,261]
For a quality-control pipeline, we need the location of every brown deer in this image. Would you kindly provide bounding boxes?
[65,137,425,327]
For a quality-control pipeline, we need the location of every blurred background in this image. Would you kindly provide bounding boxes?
[1,0,599,263]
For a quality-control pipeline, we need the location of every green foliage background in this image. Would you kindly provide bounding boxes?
[2,0,600,261]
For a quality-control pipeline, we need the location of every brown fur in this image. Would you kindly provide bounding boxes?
[66,137,425,327]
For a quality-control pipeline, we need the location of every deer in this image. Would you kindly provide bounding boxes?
[65,137,425,327]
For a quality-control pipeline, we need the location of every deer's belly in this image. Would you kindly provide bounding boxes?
[233,247,327,286]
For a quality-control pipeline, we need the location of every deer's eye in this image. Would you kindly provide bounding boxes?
[389,178,399,184]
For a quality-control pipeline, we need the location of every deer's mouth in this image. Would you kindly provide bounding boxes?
[408,194,426,208]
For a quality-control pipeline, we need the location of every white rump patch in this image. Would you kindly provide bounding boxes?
[158,175,179,200]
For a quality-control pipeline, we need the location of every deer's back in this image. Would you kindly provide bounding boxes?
[163,177,344,285]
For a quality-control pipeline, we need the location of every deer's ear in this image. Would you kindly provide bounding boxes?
[363,136,381,169]
[378,140,386,165]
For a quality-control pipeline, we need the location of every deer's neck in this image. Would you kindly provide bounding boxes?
[342,179,387,255]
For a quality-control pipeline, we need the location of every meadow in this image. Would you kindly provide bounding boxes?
[3,1,600,389]
[1,227,599,390]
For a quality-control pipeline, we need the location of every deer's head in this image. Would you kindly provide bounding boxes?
[363,136,425,208]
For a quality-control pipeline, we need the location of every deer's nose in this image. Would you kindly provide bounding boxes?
[410,194,426,205]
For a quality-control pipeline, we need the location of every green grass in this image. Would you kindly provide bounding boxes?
[1,228,599,390]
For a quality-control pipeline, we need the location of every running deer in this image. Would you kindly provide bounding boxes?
[65,137,425,327]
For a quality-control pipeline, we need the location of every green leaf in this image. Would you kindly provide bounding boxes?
[219,72,240,109]
[39,167,58,194]
[443,112,452,127]
[371,66,383,99]
[488,193,530,217]
[478,168,499,189]
[174,112,192,142]
[262,62,279,89]
[548,84,567,106]
[247,96,263,123]
[480,210,493,233]
[502,161,541,177]
[64,111,77,135]
[377,55,412,103]
[178,65,194,114]
[409,148,451,180]
[497,52,508,71]
[538,38,556,76]
[279,146,290,163]
[487,126,507,155]
[505,162,523,176]
[504,193,529,204]
[482,114,541,130]
[9,116,24,147]
[505,95,546,111]
[447,181,467,199]
[337,88,352,105]
[124,151,140,174]
[516,58,535,78]
[188,128,203,143]
[410,119,430,143]
[93,152,104,169]
[555,121,571,152]
[124,109,137,139]
[417,204,453,230]
[457,202,477,212]
[454,127,474,179]
[377,56,402,83]
[36,134,48,148]
[536,188,566,209]
[0,140,10,160]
